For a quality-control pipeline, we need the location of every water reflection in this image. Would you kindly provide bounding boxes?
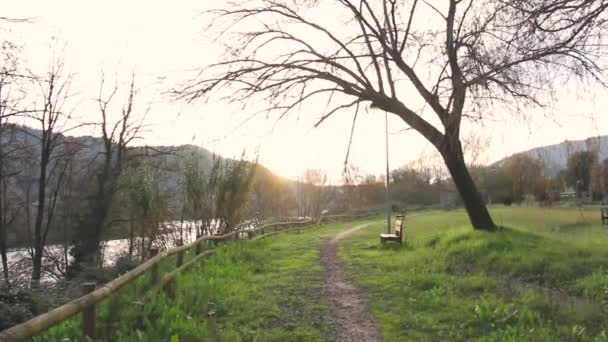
[5,220,203,284]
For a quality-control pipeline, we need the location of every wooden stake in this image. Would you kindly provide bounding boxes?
[149,248,159,286]
[176,241,184,268]
[80,282,96,339]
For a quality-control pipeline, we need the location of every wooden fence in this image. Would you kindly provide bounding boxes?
[0,212,378,341]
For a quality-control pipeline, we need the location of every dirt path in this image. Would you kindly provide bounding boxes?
[320,224,381,342]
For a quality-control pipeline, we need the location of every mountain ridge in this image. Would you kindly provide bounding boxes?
[491,135,608,175]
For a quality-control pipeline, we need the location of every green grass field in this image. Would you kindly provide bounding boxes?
[34,206,608,341]
[340,206,608,341]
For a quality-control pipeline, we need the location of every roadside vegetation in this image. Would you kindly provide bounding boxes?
[36,221,366,341]
[28,206,608,341]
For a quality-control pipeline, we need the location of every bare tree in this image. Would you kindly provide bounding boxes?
[26,55,77,284]
[342,165,361,212]
[301,169,332,219]
[70,73,144,273]
[178,0,608,230]
[342,166,386,211]
[0,40,24,283]
[55,137,85,275]
[0,131,15,283]
[462,132,491,168]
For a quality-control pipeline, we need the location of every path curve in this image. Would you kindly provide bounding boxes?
[320,224,381,342]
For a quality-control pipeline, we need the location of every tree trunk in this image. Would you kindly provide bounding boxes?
[139,224,146,262]
[63,224,69,274]
[179,213,184,244]
[440,140,496,231]
[0,182,8,283]
[1,249,7,283]
[128,219,135,257]
[31,246,42,284]
[32,151,49,284]
[0,201,8,282]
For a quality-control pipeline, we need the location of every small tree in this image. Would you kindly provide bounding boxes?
[215,156,258,234]
[390,166,439,206]
[125,161,167,261]
[183,154,217,237]
[358,174,385,210]
[566,151,597,198]
[503,155,546,203]
[183,153,257,236]
[301,169,333,219]
[342,165,364,212]
[55,137,85,276]
[591,158,608,196]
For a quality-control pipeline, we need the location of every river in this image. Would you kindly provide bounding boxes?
[4,220,202,284]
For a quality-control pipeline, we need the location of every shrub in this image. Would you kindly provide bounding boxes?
[0,284,37,330]
[113,255,139,276]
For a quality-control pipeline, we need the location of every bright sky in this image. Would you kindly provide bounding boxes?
[2,1,608,183]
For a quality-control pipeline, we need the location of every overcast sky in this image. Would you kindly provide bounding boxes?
[2,1,608,182]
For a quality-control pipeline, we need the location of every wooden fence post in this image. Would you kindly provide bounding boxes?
[176,240,184,268]
[195,241,202,255]
[149,248,159,286]
[81,282,96,339]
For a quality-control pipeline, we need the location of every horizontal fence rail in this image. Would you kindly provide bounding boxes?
[0,211,379,341]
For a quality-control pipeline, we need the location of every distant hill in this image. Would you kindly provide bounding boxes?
[492,135,608,176]
[0,124,216,165]
[0,124,191,236]
[1,124,292,245]
[0,124,219,194]
[0,123,291,200]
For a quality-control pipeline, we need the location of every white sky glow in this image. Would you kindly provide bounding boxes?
[2,1,608,182]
